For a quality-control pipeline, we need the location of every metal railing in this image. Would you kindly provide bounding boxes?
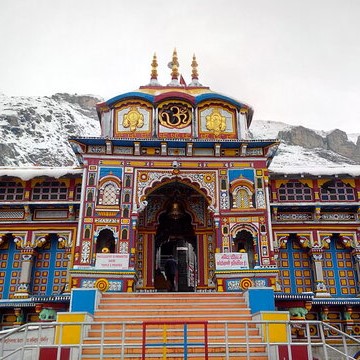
[142,321,209,360]
[0,319,359,359]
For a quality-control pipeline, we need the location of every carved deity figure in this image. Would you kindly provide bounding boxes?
[206,108,226,135]
[123,107,144,131]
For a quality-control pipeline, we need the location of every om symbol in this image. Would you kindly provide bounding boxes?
[158,103,192,129]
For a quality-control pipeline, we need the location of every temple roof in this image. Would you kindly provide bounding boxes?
[96,50,254,127]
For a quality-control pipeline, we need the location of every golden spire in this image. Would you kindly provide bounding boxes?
[191,54,198,80]
[189,53,202,87]
[149,52,160,86]
[150,53,158,80]
[171,48,179,80]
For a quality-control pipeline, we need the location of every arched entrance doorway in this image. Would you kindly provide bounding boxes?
[135,181,215,292]
[155,198,197,292]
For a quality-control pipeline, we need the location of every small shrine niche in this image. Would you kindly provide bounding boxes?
[96,229,116,253]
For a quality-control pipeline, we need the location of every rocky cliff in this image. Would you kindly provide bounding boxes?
[277,126,360,164]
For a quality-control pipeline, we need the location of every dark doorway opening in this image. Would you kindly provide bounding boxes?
[155,196,197,292]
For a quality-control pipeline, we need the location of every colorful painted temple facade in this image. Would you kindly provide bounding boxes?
[0,51,360,334]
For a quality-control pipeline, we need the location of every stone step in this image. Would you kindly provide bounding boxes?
[80,292,267,359]
[99,293,246,305]
[93,314,253,321]
[94,308,250,316]
[101,292,240,297]
[83,335,264,345]
[81,344,268,356]
[88,322,259,333]
[98,300,247,310]
[81,353,269,360]
[86,327,260,338]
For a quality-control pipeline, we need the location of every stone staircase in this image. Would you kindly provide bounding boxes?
[81,292,269,359]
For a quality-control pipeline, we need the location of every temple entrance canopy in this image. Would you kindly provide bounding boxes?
[136,181,215,292]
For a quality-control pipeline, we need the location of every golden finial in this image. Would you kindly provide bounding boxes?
[191,54,198,80]
[171,48,179,80]
[151,53,158,80]
[149,52,160,86]
[189,53,202,87]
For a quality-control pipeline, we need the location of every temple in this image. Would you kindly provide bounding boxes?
[0,50,360,336]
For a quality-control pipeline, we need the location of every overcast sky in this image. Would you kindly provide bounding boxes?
[1,0,359,133]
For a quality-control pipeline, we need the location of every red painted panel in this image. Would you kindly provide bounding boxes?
[278,345,309,360]
[39,347,70,360]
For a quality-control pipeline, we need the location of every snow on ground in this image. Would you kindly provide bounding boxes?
[249,119,291,139]
[0,167,83,180]
[269,143,360,176]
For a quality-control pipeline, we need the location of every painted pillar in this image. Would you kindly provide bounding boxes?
[14,234,50,298]
[146,233,154,288]
[353,251,360,295]
[353,229,360,295]
[14,250,35,298]
[197,234,205,288]
[214,216,221,251]
[309,249,330,297]
[129,214,138,269]
[58,234,73,293]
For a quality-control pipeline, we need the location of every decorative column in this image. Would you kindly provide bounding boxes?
[58,234,73,293]
[309,236,331,297]
[129,214,139,269]
[214,216,221,251]
[353,229,360,296]
[13,235,35,298]
[272,235,288,292]
[13,234,49,298]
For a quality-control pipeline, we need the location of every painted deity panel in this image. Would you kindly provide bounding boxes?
[114,102,152,138]
[198,103,237,139]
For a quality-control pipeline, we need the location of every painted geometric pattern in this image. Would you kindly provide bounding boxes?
[278,241,312,293]
[0,240,21,299]
[136,170,217,209]
[323,241,357,296]
[32,240,68,296]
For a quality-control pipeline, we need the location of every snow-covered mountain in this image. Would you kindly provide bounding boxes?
[249,120,360,174]
[0,93,101,166]
[0,93,359,174]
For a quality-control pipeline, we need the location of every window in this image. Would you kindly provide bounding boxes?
[320,180,355,201]
[230,178,254,210]
[232,187,253,208]
[102,183,117,205]
[278,181,313,202]
[32,181,68,200]
[74,184,82,201]
[0,182,24,201]
[98,181,120,206]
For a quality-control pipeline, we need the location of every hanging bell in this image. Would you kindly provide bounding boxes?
[168,201,184,220]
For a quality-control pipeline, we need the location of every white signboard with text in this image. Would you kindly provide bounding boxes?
[95,253,129,270]
[215,252,249,270]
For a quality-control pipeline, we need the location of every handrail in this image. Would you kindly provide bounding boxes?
[141,320,209,360]
[0,319,359,360]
